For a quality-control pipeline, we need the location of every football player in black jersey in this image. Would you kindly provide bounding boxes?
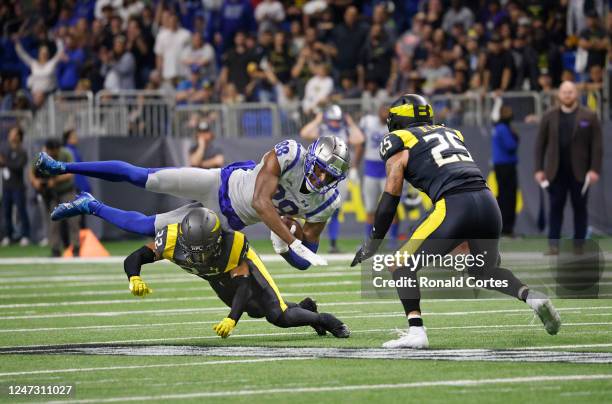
[83,205,350,339]
[352,94,560,349]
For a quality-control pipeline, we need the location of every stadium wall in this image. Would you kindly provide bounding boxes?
[26,123,612,242]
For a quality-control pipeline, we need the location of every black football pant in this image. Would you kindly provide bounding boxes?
[548,171,588,246]
[393,189,527,314]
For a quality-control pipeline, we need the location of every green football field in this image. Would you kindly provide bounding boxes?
[0,240,611,403]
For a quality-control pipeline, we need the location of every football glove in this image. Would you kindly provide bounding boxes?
[128,276,152,297]
[290,239,328,266]
[350,238,383,267]
[348,167,360,186]
[213,317,236,338]
[270,224,296,254]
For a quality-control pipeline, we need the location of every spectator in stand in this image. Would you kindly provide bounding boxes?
[57,33,86,91]
[188,120,224,169]
[372,3,397,44]
[302,62,333,116]
[331,5,369,80]
[126,17,155,89]
[418,51,453,96]
[209,0,256,53]
[154,12,191,87]
[483,34,515,94]
[176,67,206,105]
[357,24,394,92]
[265,31,294,85]
[0,126,30,247]
[14,36,64,108]
[218,31,255,96]
[492,105,519,237]
[255,0,285,34]
[181,32,216,82]
[441,0,474,34]
[334,72,361,100]
[106,35,136,91]
[578,11,609,73]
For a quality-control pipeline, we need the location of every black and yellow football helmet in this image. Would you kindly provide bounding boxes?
[386,94,434,131]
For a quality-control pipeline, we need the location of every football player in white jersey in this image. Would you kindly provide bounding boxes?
[36,135,350,270]
[359,104,401,246]
[300,104,365,253]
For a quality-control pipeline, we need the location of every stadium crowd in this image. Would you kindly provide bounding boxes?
[0,0,609,114]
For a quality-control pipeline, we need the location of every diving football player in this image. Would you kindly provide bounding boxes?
[36,136,350,270]
[351,94,561,349]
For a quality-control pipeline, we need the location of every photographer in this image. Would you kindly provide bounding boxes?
[30,140,80,257]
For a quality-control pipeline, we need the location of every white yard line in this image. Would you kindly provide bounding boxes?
[0,320,609,335]
[39,374,612,403]
[0,357,311,377]
[1,304,610,321]
[4,251,605,266]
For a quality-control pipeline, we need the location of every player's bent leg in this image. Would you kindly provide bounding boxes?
[36,152,152,187]
[51,192,155,237]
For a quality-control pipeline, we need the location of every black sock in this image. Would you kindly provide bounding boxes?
[518,286,530,302]
[408,316,423,327]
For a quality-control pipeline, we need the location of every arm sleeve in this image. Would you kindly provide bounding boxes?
[371,192,401,240]
[228,275,253,323]
[124,246,156,279]
[280,240,318,271]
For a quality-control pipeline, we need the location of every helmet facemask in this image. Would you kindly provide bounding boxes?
[304,138,349,194]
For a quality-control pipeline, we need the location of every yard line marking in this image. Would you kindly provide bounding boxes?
[516,343,612,350]
[0,271,359,284]
[0,357,311,377]
[3,251,605,265]
[0,320,609,335]
[0,281,360,299]
[38,374,612,403]
[1,305,610,321]
[8,345,612,364]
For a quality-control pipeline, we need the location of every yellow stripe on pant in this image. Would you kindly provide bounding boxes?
[399,198,447,255]
[246,248,288,311]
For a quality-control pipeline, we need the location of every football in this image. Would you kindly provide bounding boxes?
[281,216,304,240]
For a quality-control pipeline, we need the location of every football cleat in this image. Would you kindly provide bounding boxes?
[526,291,561,335]
[35,152,66,176]
[299,297,326,336]
[382,326,429,349]
[51,192,96,221]
[319,313,350,338]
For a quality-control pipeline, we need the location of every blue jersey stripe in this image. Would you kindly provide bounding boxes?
[305,190,339,219]
[283,144,302,174]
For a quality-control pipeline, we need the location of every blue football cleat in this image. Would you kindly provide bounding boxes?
[51,192,96,221]
[35,152,66,176]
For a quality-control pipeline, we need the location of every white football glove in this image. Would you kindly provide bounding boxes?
[348,167,360,186]
[290,239,328,266]
[271,224,296,254]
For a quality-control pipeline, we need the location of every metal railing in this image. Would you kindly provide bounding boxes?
[3,89,607,140]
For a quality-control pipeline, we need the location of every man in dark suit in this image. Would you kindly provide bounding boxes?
[534,81,602,254]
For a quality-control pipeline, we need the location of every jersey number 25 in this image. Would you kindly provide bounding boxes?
[423,131,474,167]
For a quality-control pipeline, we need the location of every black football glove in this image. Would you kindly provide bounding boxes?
[350,238,383,267]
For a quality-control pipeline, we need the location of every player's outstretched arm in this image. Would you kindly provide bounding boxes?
[253,151,327,267]
[299,113,323,141]
[213,262,252,338]
[123,242,158,297]
[351,150,408,267]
